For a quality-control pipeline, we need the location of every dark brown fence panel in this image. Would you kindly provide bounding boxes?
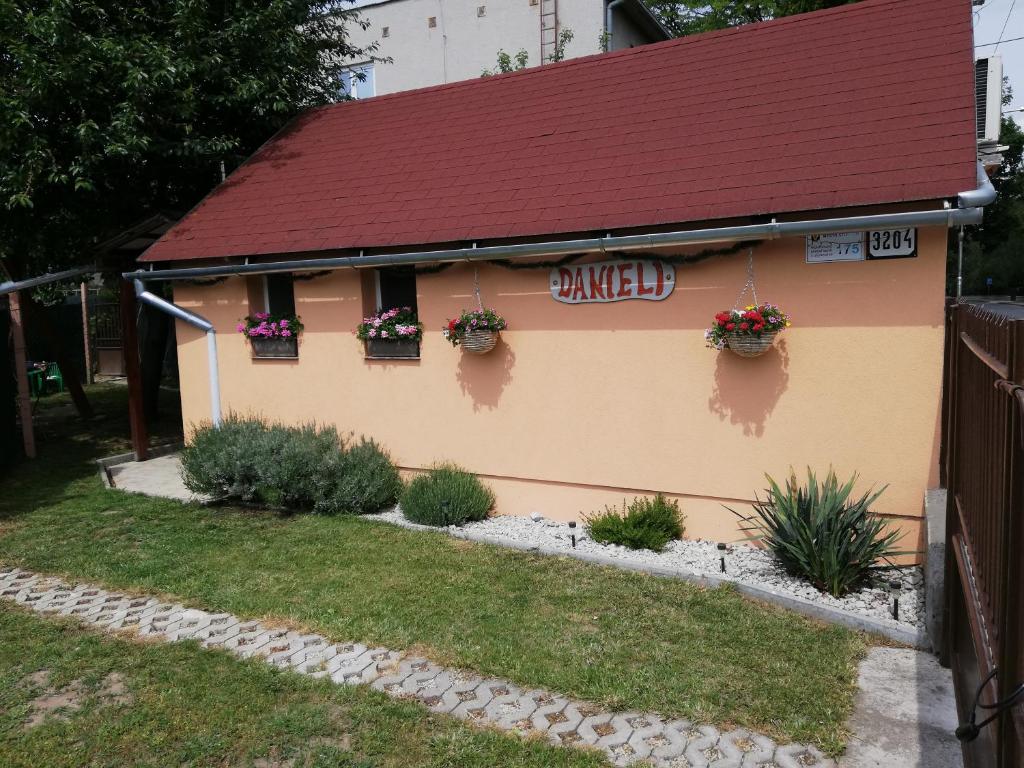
[943,303,1024,768]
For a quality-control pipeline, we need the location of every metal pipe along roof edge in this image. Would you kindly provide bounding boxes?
[124,205,986,282]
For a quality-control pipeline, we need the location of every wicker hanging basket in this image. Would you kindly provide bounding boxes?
[726,331,777,358]
[461,329,498,355]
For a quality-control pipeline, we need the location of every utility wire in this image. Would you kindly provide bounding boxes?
[994,0,1017,51]
[977,33,1024,46]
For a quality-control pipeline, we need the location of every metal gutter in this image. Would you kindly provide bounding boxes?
[124,206,985,283]
[132,280,222,426]
[957,161,997,209]
[0,266,92,297]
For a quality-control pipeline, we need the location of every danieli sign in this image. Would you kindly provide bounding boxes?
[550,259,675,304]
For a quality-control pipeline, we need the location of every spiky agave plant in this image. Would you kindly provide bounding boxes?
[731,468,904,597]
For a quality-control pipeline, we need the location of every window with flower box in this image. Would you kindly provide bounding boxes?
[242,274,300,359]
[361,267,421,359]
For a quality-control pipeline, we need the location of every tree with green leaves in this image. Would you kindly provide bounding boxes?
[0,0,375,279]
[641,0,857,36]
[952,113,1024,295]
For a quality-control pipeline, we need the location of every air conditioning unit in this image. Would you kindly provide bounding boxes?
[975,55,1003,143]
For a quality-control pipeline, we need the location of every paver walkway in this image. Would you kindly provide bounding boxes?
[0,565,834,768]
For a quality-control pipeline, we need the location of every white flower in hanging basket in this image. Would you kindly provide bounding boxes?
[705,304,790,358]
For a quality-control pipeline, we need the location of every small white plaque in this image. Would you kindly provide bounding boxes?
[867,228,917,259]
[805,232,865,263]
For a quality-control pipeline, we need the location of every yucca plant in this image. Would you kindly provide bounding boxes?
[731,469,903,597]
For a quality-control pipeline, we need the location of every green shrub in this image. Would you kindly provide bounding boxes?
[181,416,270,502]
[584,494,684,552]
[400,464,494,526]
[732,468,903,597]
[256,423,347,509]
[315,438,403,515]
[181,417,401,515]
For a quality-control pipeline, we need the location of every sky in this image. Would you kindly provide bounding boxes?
[974,0,1023,126]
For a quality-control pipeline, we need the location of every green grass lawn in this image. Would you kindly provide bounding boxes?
[0,384,866,754]
[0,604,606,768]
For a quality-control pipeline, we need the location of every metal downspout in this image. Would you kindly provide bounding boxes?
[954,162,996,301]
[605,0,626,48]
[957,161,997,210]
[132,279,222,426]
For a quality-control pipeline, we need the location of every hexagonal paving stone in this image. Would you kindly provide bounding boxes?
[369,657,421,693]
[623,713,668,762]
[484,685,537,730]
[445,674,493,719]
[683,725,730,768]
[715,729,777,767]
[221,625,275,657]
[542,701,587,746]
[198,616,243,647]
[163,610,214,641]
[527,690,571,733]
[330,647,392,685]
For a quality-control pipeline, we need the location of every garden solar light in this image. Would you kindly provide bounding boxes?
[717,542,727,573]
[568,521,577,548]
[889,579,902,621]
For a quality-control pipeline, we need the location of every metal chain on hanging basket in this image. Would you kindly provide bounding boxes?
[732,248,759,311]
[725,249,776,358]
[461,266,498,354]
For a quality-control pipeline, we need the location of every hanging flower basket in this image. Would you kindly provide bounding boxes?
[237,312,303,358]
[443,308,507,355]
[705,304,790,358]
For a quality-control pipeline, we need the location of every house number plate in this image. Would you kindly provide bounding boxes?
[867,228,917,259]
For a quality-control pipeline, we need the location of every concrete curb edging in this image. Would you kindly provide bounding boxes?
[374,516,930,649]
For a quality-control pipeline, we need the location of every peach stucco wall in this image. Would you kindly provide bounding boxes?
[172,226,948,558]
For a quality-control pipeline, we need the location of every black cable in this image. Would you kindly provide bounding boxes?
[956,667,1024,742]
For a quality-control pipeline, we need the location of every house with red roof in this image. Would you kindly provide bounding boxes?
[129,0,993,556]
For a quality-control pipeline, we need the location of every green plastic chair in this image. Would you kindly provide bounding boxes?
[44,362,63,394]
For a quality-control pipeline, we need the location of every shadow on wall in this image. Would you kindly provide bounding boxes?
[707,340,789,437]
[456,339,515,411]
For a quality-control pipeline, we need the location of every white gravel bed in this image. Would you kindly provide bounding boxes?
[367,509,925,631]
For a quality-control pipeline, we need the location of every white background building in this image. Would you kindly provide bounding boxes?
[344,0,669,97]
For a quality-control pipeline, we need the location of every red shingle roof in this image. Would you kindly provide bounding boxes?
[141,0,977,263]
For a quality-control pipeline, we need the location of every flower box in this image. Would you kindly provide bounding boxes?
[357,307,423,359]
[250,337,299,358]
[365,338,420,359]
[238,312,302,359]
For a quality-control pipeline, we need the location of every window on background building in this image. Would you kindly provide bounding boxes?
[340,64,375,99]
[263,274,295,315]
[376,266,417,313]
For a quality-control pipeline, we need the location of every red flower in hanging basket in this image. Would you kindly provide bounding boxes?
[442,307,507,348]
[705,303,791,352]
